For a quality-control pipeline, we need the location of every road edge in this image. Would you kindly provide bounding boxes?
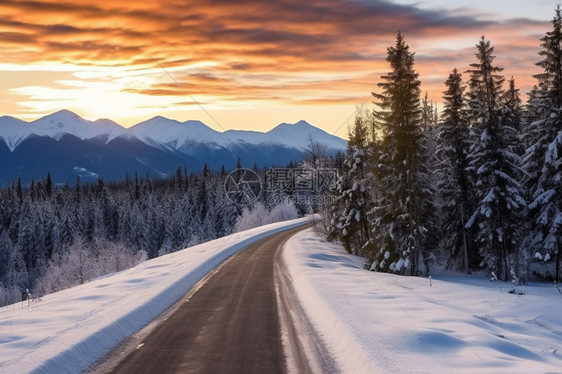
[275,228,340,374]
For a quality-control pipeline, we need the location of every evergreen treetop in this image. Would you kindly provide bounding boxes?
[535,5,562,108]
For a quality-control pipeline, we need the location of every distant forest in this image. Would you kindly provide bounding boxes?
[323,7,562,285]
[0,147,337,307]
[0,167,220,304]
[0,159,307,306]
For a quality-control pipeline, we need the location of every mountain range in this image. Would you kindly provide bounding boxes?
[0,110,347,185]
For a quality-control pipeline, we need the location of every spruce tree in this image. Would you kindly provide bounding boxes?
[535,5,562,108]
[417,92,440,273]
[421,92,436,128]
[370,32,426,275]
[521,86,550,195]
[16,177,23,205]
[523,6,562,281]
[45,172,53,199]
[0,231,26,305]
[0,231,14,285]
[503,77,523,135]
[527,120,562,281]
[435,68,472,273]
[330,111,372,255]
[466,37,505,123]
[465,37,526,281]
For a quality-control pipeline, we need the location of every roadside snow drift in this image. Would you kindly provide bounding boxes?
[0,218,308,374]
[283,228,562,374]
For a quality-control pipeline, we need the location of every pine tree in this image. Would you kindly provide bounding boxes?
[330,111,372,255]
[16,177,23,205]
[59,211,76,251]
[435,68,472,273]
[527,118,562,281]
[421,92,436,128]
[466,36,505,124]
[521,87,550,195]
[30,178,36,202]
[198,163,210,219]
[0,231,14,284]
[503,77,523,135]
[370,32,426,275]
[0,231,27,306]
[74,176,81,205]
[523,7,562,280]
[419,94,439,272]
[45,172,53,199]
[465,37,526,281]
[535,5,562,108]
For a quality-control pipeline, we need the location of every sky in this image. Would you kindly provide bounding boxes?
[0,0,559,136]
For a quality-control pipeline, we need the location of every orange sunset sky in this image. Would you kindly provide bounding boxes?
[0,1,558,137]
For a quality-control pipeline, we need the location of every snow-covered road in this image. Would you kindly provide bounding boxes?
[0,218,308,374]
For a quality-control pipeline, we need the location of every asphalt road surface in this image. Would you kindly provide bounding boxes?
[103,225,319,374]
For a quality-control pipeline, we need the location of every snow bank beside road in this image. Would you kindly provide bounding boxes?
[283,229,562,374]
[0,218,308,374]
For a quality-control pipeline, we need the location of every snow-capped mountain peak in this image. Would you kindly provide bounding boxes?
[265,120,345,151]
[0,110,127,151]
[0,111,347,185]
[130,117,227,149]
[31,110,126,142]
[0,115,28,151]
[1,111,346,154]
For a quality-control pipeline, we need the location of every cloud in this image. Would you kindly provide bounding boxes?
[0,0,554,127]
[0,1,540,62]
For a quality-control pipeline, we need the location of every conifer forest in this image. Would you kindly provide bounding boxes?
[325,8,562,285]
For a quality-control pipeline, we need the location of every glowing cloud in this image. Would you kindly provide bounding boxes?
[0,0,556,131]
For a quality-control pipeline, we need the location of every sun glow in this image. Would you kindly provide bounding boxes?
[0,1,558,131]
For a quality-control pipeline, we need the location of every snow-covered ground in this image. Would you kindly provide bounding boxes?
[2,219,561,374]
[283,228,562,374]
[0,218,308,374]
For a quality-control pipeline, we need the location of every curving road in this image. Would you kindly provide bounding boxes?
[99,224,324,374]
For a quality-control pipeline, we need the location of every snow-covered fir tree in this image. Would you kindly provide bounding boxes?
[522,6,562,281]
[418,94,440,273]
[504,77,523,136]
[536,5,562,108]
[527,117,562,281]
[329,110,373,256]
[421,92,437,128]
[435,68,473,273]
[0,231,27,306]
[465,37,526,281]
[370,32,427,275]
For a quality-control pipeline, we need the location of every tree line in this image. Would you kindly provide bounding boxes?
[0,165,249,306]
[326,7,562,283]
